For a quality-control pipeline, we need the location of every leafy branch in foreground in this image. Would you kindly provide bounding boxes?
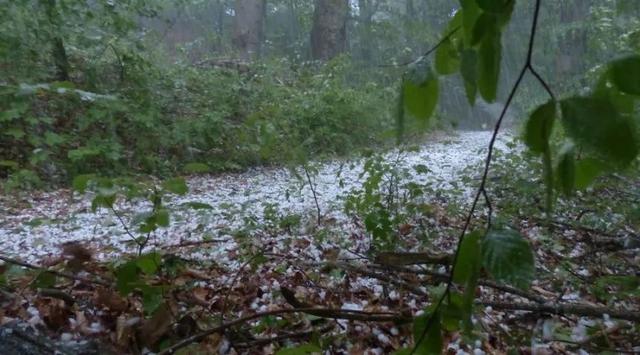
[396,0,640,353]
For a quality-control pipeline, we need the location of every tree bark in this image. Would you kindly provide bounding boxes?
[232,0,266,61]
[44,0,70,81]
[310,0,349,61]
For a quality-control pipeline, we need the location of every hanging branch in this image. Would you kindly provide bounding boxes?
[379,26,461,68]
[412,0,557,352]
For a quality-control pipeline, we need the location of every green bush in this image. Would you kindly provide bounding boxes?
[0,57,395,189]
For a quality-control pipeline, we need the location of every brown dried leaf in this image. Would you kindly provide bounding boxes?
[139,303,173,348]
[95,287,128,313]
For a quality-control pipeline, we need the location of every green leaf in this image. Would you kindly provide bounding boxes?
[476,0,513,13]
[477,27,501,102]
[460,0,481,46]
[575,158,605,190]
[440,292,467,332]
[525,101,557,214]
[412,310,443,355]
[560,97,639,166]
[140,285,165,314]
[556,145,576,196]
[609,56,640,95]
[155,209,170,227]
[460,49,478,105]
[72,174,95,193]
[91,193,116,212]
[524,101,556,154]
[471,13,498,45]
[33,272,56,289]
[136,253,162,274]
[435,38,460,75]
[162,177,188,195]
[4,127,25,139]
[403,71,439,122]
[482,229,535,290]
[276,344,322,355]
[0,160,19,170]
[183,163,210,174]
[115,261,139,295]
[44,132,66,146]
[452,231,483,333]
[453,231,483,285]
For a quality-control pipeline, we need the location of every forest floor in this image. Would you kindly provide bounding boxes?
[0,130,638,355]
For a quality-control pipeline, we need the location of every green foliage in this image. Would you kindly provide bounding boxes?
[609,56,640,95]
[1,0,394,191]
[591,276,640,302]
[162,178,188,196]
[33,271,57,289]
[524,101,556,154]
[451,230,483,332]
[560,97,638,166]
[555,145,576,196]
[412,310,443,355]
[276,344,322,355]
[481,228,535,290]
[403,67,439,122]
[344,152,421,251]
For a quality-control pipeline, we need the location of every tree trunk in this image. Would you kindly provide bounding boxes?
[44,0,70,81]
[310,0,349,61]
[232,0,266,61]
[554,0,590,80]
[357,0,374,63]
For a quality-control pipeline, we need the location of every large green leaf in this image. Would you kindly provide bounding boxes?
[482,229,535,289]
[609,56,640,95]
[556,145,576,196]
[452,231,483,333]
[459,0,481,46]
[276,344,322,355]
[136,252,162,275]
[403,71,439,122]
[115,261,139,295]
[453,231,483,285]
[560,97,639,166]
[477,28,501,102]
[460,50,478,105]
[412,310,443,355]
[435,37,460,75]
[183,163,210,174]
[575,158,605,190]
[162,177,189,195]
[476,0,513,13]
[471,13,497,45]
[524,101,556,154]
[72,174,96,193]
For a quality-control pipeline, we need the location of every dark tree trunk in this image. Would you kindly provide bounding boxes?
[357,0,375,63]
[45,0,70,81]
[555,0,590,79]
[232,0,266,60]
[310,0,349,61]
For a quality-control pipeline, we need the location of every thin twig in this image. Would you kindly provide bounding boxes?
[380,26,461,68]
[0,254,111,286]
[157,307,407,355]
[303,165,322,225]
